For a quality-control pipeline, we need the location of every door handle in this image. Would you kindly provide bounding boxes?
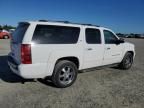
[106,47,111,50]
[87,48,93,51]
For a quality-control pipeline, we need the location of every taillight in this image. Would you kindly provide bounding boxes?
[21,44,32,64]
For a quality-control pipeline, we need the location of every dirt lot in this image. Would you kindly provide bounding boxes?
[0,39,144,108]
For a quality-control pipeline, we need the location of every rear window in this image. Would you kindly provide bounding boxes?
[32,25,80,44]
[12,23,29,43]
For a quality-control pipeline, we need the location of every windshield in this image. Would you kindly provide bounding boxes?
[12,23,29,43]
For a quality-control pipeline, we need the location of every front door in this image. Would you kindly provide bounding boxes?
[103,30,123,65]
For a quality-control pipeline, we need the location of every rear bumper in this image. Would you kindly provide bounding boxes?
[8,56,47,79]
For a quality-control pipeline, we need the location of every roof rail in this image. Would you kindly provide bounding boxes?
[38,20,70,23]
[38,20,48,22]
[81,23,100,27]
[38,20,100,27]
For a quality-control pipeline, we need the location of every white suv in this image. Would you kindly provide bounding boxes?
[8,20,135,88]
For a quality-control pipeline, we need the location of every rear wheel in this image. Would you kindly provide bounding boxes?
[3,35,9,39]
[52,60,78,88]
[119,52,133,70]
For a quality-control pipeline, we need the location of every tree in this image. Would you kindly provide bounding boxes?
[0,25,2,31]
[2,25,16,30]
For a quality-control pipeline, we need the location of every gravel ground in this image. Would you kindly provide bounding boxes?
[0,38,144,108]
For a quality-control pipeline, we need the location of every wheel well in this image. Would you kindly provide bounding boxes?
[56,57,79,69]
[127,51,134,57]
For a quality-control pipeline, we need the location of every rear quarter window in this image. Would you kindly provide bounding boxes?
[32,25,80,44]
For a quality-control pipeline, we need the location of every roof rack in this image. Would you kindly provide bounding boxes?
[38,20,100,27]
[38,20,48,22]
[38,20,70,23]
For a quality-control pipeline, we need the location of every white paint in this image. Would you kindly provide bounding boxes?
[8,21,135,79]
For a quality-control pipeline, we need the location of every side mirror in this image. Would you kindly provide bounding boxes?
[119,38,125,42]
[115,38,125,45]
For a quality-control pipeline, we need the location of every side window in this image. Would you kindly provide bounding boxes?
[86,28,101,44]
[104,30,118,44]
[32,25,80,44]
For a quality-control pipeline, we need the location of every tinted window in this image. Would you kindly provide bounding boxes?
[104,30,118,44]
[86,28,101,44]
[32,25,80,44]
[12,23,29,43]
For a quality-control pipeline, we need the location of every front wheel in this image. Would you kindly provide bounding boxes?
[52,60,78,88]
[119,52,133,70]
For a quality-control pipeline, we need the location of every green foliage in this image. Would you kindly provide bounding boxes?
[0,25,2,30]
[0,24,16,30]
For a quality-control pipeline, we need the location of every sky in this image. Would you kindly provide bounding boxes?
[0,0,144,33]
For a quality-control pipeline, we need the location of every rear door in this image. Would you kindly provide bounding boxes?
[83,28,104,69]
[10,23,29,64]
[103,30,123,65]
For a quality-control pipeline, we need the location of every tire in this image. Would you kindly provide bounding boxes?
[119,52,133,70]
[3,35,9,39]
[52,60,78,88]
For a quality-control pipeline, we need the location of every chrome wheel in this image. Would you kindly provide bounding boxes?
[119,52,133,70]
[52,60,78,88]
[59,66,75,85]
[124,55,132,68]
